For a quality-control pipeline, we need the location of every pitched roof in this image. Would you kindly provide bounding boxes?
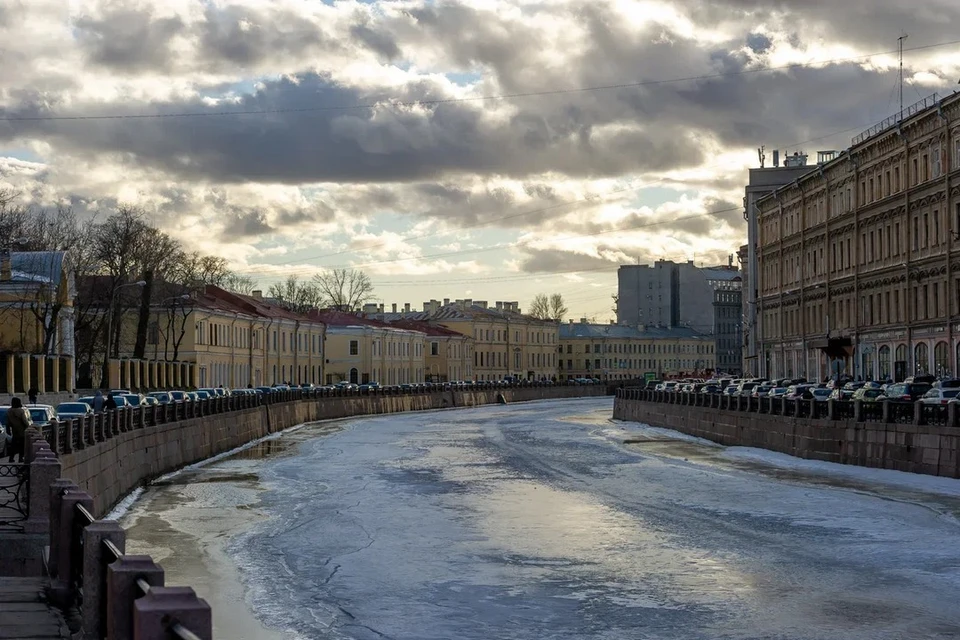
[386,319,469,338]
[308,309,417,332]
[381,303,551,324]
[204,286,317,323]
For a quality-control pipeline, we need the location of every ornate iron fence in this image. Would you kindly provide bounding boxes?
[0,463,29,532]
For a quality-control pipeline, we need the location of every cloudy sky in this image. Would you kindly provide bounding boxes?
[2,0,959,320]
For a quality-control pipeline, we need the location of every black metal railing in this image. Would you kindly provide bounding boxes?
[615,388,960,429]
[0,463,29,532]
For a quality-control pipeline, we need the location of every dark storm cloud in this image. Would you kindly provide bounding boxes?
[516,248,621,273]
[349,24,401,60]
[74,8,185,72]
[673,0,960,52]
[197,4,332,69]
[220,207,274,238]
[746,33,772,54]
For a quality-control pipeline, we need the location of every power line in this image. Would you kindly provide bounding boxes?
[3,38,959,123]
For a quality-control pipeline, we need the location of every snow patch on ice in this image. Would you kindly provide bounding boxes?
[723,446,960,498]
[605,419,721,448]
[105,486,144,521]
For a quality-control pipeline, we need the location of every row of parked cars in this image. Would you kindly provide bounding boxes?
[649,374,958,404]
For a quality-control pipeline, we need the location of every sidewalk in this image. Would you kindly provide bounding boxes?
[0,577,69,639]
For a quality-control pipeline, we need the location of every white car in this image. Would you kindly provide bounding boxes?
[24,404,57,426]
[920,388,960,405]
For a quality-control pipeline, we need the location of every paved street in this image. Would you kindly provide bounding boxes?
[0,578,69,639]
[202,397,960,640]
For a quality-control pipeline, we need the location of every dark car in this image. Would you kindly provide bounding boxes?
[881,382,933,402]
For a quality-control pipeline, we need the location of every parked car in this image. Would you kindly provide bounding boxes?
[752,382,776,398]
[767,387,788,398]
[122,393,147,406]
[168,391,189,402]
[147,392,175,404]
[935,378,960,389]
[186,392,200,402]
[24,404,57,426]
[722,385,739,397]
[851,387,884,403]
[811,388,832,402]
[879,381,933,402]
[55,402,93,420]
[700,384,722,394]
[920,388,960,405]
[143,396,159,406]
[784,384,816,400]
[735,382,759,397]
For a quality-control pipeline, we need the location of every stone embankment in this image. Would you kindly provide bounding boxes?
[614,388,960,478]
[61,385,609,516]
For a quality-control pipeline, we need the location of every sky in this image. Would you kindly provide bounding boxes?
[1,1,959,322]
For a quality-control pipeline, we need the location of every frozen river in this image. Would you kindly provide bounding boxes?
[122,397,960,640]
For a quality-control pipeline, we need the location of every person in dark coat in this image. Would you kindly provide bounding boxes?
[105,393,117,411]
[27,387,38,405]
[6,398,30,463]
[92,390,105,413]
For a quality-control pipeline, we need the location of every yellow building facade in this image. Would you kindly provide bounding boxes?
[111,286,327,389]
[559,322,716,381]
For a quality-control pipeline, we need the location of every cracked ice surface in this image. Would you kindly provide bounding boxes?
[229,398,960,640]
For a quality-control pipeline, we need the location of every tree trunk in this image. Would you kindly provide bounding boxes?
[133,270,153,359]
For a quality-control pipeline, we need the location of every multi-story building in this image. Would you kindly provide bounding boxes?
[388,319,472,382]
[617,259,741,364]
[558,321,715,381]
[755,92,960,381]
[714,284,743,375]
[111,285,327,389]
[377,300,559,381]
[0,250,76,392]
[741,150,823,376]
[310,310,427,385]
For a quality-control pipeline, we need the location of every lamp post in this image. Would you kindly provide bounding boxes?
[101,280,146,388]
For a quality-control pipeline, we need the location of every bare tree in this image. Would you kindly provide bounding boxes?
[312,268,373,311]
[267,275,325,313]
[222,272,258,295]
[528,294,551,320]
[549,294,568,322]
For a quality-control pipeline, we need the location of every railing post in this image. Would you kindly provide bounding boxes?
[134,586,212,640]
[83,521,126,639]
[49,417,61,454]
[47,479,77,580]
[107,556,165,640]
[915,400,925,426]
[24,451,61,535]
[55,490,94,597]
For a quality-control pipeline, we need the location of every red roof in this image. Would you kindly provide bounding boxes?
[204,286,323,324]
[387,319,469,338]
[307,309,396,329]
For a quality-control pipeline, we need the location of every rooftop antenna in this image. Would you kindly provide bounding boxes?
[898,32,908,122]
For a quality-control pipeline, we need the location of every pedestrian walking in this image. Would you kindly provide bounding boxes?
[105,393,117,411]
[92,389,105,413]
[27,386,38,405]
[6,398,29,463]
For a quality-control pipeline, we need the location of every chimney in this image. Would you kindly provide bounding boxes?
[0,248,10,281]
[568,319,574,325]
[404,303,411,313]
[443,298,449,306]
[496,301,503,310]
[379,303,384,313]
[392,303,397,313]
[251,290,263,300]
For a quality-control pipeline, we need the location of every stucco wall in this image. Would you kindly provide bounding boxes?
[613,396,960,479]
[63,386,608,516]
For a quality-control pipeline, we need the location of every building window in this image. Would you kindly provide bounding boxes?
[935,341,949,377]
[933,144,942,178]
[431,342,439,356]
[878,345,891,380]
[349,340,359,356]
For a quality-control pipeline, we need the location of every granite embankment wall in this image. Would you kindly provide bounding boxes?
[67,386,608,516]
[613,391,960,478]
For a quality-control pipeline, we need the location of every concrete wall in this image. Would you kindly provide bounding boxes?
[66,386,608,516]
[614,396,960,479]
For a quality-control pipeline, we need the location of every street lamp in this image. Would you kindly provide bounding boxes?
[101,280,146,388]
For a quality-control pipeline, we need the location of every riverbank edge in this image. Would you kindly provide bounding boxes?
[67,386,608,517]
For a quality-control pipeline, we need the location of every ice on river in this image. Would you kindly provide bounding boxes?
[135,398,960,640]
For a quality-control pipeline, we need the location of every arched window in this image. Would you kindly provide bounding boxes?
[349,368,359,384]
[878,346,891,380]
[934,341,950,377]
[915,343,929,374]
